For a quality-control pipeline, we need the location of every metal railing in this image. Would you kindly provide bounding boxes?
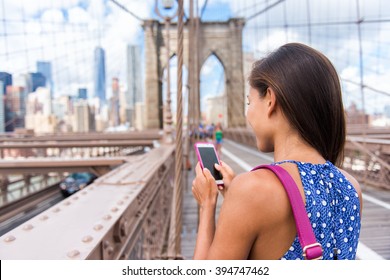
[344,137,390,190]
[224,127,257,148]
[0,131,161,159]
[224,128,390,190]
[0,144,176,259]
[0,174,62,208]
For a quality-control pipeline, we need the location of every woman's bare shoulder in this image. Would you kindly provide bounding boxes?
[224,169,291,220]
[228,169,282,197]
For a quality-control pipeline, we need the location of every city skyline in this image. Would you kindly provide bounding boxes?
[0,0,389,133]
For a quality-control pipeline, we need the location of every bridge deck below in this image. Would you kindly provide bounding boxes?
[182,139,390,260]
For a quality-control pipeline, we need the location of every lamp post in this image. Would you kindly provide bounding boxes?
[155,0,177,143]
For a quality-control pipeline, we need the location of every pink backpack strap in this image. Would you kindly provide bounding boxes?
[252,164,323,260]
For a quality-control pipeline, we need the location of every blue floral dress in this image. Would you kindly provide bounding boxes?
[270,160,361,260]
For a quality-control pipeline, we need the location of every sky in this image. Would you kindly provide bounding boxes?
[1,0,389,116]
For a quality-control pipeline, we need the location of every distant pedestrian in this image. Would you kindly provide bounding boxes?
[198,122,205,139]
[214,123,223,157]
[205,123,215,140]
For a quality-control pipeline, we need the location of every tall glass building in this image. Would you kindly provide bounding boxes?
[27,72,46,93]
[127,45,142,107]
[94,47,106,103]
[78,88,87,100]
[37,61,53,96]
[0,72,12,95]
[0,81,4,132]
[126,45,142,126]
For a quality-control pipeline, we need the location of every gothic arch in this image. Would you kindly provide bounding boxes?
[199,53,226,126]
[200,51,227,73]
[143,18,246,129]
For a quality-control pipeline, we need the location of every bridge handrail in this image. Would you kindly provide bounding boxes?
[347,137,390,170]
[0,140,155,149]
[347,136,390,145]
[0,144,175,260]
[224,127,390,190]
[0,130,162,142]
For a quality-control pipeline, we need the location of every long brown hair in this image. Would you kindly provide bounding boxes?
[249,43,345,166]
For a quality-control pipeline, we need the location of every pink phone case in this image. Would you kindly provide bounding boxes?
[194,142,223,186]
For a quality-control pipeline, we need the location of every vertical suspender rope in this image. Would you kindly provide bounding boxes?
[21,0,29,74]
[283,0,288,42]
[194,0,200,129]
[1,0,9,67]
[355,0,368,181]
[306,0,312,45]
[168,0,184,259]
[185,0,195,185]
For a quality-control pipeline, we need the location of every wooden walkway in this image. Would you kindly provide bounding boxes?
[182,139,390,260]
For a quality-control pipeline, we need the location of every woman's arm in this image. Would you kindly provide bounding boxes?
[193,200,217,259]
[192,164,219,259]
[192,168,274,259]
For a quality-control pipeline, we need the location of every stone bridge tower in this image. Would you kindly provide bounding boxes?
[143,18,246,129]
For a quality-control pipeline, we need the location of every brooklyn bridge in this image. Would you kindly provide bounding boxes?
[0,0,389,260]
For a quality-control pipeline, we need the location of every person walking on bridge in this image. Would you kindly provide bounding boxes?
[214,123,223,158]
[192,43,362,260]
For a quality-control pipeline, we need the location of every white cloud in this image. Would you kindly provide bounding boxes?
[0,0,156,99]
[68,7,91,24]
[41,9,65,24]
[256,29,300,53]
[25,21,42,35]
[3,0,81,18]
[1,0,389,116]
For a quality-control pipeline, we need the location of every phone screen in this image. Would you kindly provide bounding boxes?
[198,146,223,180]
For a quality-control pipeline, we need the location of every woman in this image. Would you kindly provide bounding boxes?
[191,43,362,260]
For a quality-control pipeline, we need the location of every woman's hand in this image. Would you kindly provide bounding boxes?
[192,163,219,259]
[214,160,236,196]
[192,163,219,209]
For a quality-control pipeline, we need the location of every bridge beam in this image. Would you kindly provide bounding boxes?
[0,145,176,260]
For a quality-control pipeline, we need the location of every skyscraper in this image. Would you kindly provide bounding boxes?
[37,61,53,96]
[5,85,26,129]
[25,88,55,133]
[0,81,4,132]
[27,72,46,93]
[109,78,120,127]
[127,45,142,110]
[78,88,88,100]
[73,100,94,132]
[94,47,106,103]
[0,72,12,95]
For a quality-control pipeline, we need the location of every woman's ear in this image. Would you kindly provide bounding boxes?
[266,87,277,117]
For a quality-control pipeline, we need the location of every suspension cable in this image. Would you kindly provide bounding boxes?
[109,0,144,22]
[168,0,184,259]
[342,78,390,98]
[200,0,208,20]
[246,0,285,22]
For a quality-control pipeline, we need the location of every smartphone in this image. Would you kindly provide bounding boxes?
[194,142,223,186]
